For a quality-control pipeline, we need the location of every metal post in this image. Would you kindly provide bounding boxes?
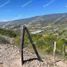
[20,25,43,65]
[25,26,43,62]
[53,41,56,67]
[20,25,25,64]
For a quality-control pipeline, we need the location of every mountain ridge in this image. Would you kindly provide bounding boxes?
[0,13,67,28]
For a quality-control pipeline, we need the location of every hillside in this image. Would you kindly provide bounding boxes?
[0,13,67,29]
[0,13,67,67]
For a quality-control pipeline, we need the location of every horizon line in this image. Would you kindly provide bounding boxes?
[0,12,67,22]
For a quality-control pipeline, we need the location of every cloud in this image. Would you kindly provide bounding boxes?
[21,0,32,8]
[65,5,67,8]
[13,15,22,20]
[0,0,10,8]
[43,0,55,8]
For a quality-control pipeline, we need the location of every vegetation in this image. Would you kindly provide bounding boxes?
[14,32,67,58]
[0,13,67,58]
[0,28,17,37]
[0,36,10,44]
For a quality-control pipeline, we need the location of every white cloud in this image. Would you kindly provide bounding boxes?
[0,0,10,8]
[21,0,32,8]
[43,0,55,8]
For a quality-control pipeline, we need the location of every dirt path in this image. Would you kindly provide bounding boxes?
[0,44,67,67]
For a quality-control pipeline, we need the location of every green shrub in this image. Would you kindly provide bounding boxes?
[0,28,17,37]
[0,36,10,44]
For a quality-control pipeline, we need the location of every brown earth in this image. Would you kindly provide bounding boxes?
[0,44,67,67]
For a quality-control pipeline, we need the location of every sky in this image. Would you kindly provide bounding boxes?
[0,0,67,21]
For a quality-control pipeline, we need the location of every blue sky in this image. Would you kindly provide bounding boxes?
[0,0,67,21]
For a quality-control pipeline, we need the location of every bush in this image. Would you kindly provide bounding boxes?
[0,36,10,44]
[0,28,17,37]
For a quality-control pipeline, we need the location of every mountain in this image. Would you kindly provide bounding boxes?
[0,13,67,29]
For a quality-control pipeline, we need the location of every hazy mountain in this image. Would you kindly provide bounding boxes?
[0,13,67,29]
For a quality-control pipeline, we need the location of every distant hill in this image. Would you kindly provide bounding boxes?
[0,13,67,29]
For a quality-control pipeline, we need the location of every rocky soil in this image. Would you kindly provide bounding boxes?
[0,44,67,67]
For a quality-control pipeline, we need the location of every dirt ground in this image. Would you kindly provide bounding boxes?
[0,44,67,67]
